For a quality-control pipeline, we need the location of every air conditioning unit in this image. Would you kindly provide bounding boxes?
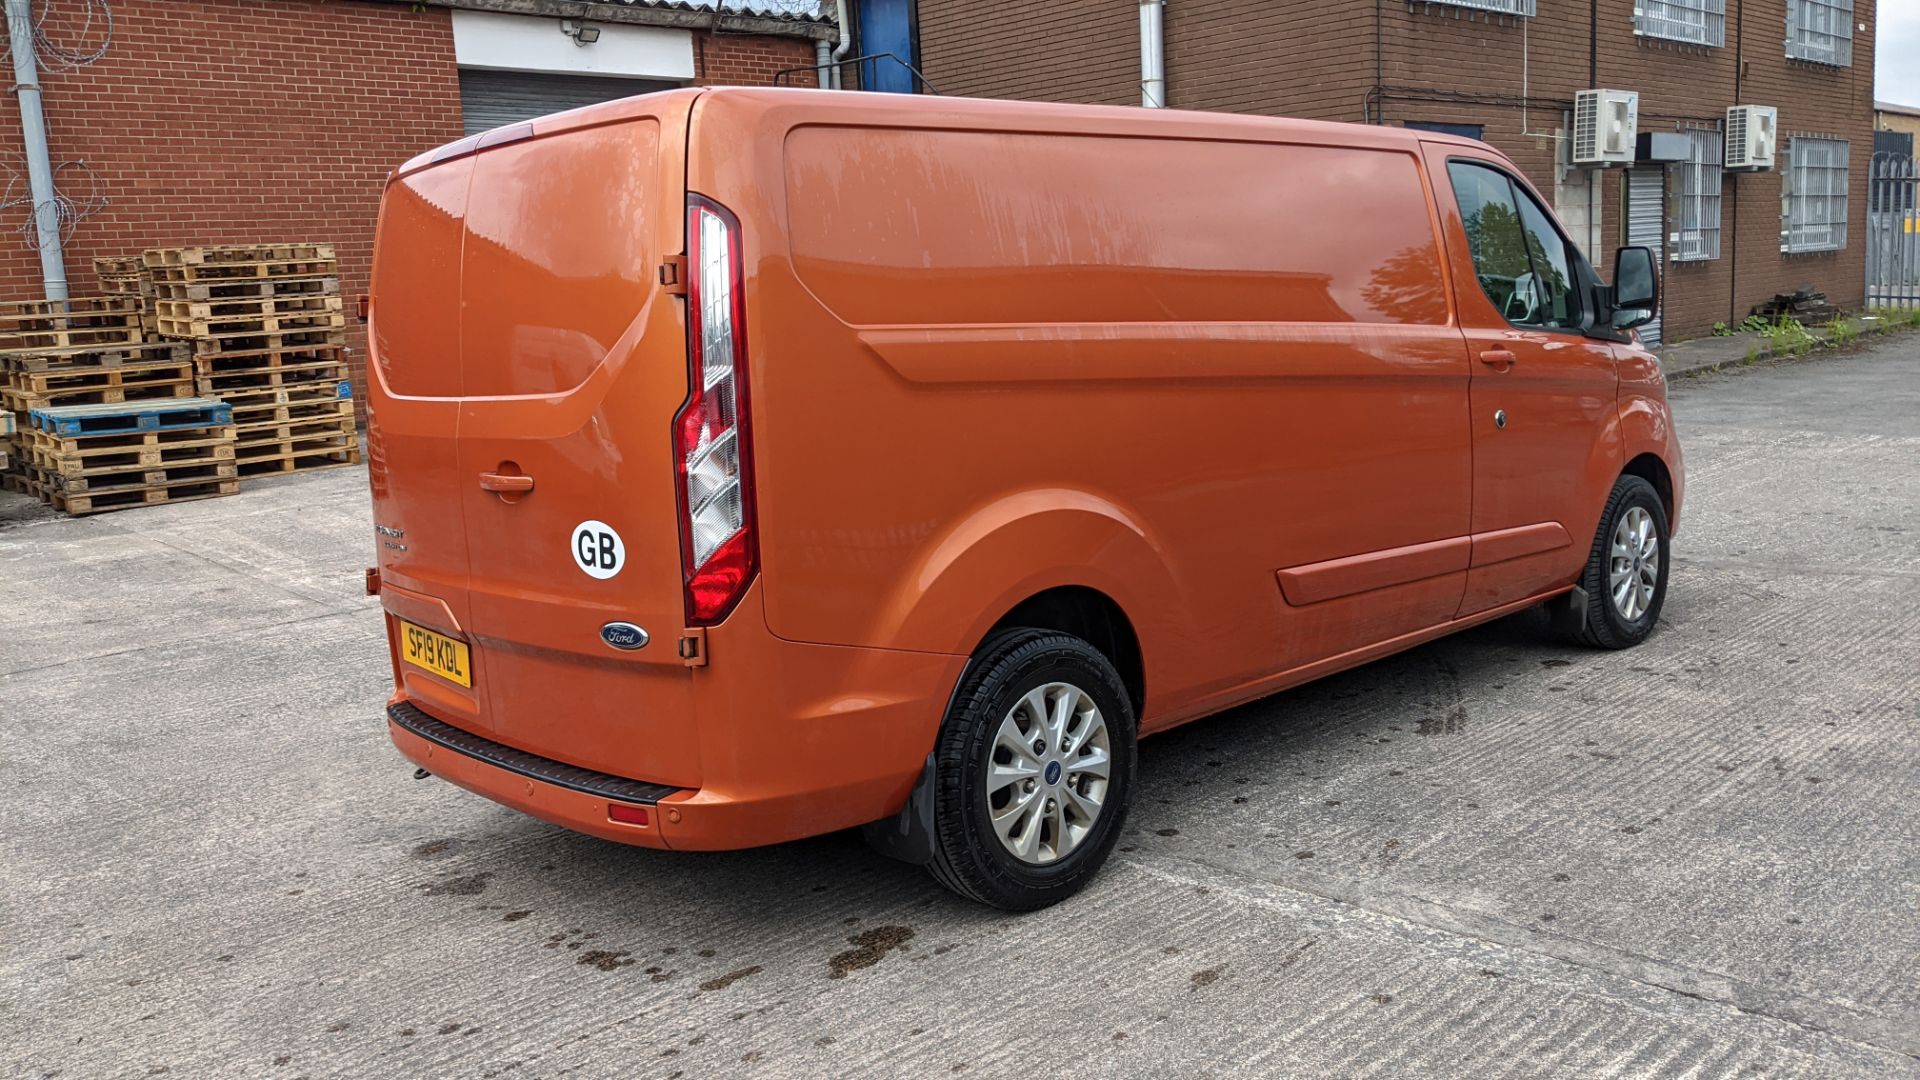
[1725,105,1778,171]
[1572,89,1640,166]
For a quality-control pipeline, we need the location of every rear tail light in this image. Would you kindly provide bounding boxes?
[673,195,757,626]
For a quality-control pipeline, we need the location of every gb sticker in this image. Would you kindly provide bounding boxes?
[570,520,625,580]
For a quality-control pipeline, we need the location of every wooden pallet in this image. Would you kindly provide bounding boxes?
[28,398,232,437]
[95,256,154,296]
[151,275,339,303]
[6,357,195,396]
[0,297,145,351]
[22,424,236,472]
[2,362,196,411]
[196,356,349,395]
[157,309,346,338]
[156,295,344,321]
[39,475,240,515]
[144,243,336,267]
[24,455,238,494]
[185,328,347,357]
[233,413,358,445]
[236,441,361,477]
[0,341,188,373]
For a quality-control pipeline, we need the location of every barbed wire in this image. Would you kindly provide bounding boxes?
[0,156,107,251]
[0,0,113,71]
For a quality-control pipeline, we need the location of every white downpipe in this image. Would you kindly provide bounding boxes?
[4,0,68,300]
[1139,0,1166,108]
[815,38,832,87]
[831,0,852,89]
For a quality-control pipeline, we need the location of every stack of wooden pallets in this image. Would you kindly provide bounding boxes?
[15,397,237,515]
[94,255,159,337]
[146,243,359,478]
[0,297,202,505]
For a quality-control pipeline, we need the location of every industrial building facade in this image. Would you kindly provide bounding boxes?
[911,0,1879,344]
[0,0,830,403]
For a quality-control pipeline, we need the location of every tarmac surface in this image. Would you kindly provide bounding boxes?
[3,337,1917,1079]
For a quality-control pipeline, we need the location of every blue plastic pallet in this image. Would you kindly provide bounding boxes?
[334,380,353,400]
[30,398,234,438]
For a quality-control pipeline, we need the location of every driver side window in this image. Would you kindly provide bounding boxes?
[1447,161,1582,331]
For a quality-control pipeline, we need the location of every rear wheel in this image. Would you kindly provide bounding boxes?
[1565,474,1670,649]
[927,629,1136,911]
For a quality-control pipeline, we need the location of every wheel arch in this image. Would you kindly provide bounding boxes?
[985,585,1145,721]
[1622,451,1675,523]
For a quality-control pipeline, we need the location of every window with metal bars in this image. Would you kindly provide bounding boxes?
[1673,128,1723,261]
[1635,0,1726,46]
[1422,0,1536,16]
[1786,0,1853,65]
[1781,137,1850,253]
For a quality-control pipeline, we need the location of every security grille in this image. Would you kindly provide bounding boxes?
[1868,152,1919,309]
[1782,136,1850,253]
[1425,0,1537,16]
[1635,0,1726,46]
[1674,127,1723,261]
[1625,169,1666,346]
[1786,0,1853,66]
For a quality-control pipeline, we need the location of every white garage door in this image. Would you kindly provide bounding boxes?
[459,69,678,136]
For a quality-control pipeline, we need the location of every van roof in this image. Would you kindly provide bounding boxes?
[397,86,1492,180]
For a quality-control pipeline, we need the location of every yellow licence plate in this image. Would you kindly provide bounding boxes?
[400,620,471,688]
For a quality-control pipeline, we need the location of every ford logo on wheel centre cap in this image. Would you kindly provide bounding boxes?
[600,622,649,651]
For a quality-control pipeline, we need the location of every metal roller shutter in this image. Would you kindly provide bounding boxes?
[1624,168,1666,347]
[459,69,679,136]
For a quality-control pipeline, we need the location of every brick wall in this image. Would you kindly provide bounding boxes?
[695,29,821,87]
[0,0,465,404]
[914,0,1878,342]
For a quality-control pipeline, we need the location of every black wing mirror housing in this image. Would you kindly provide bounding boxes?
[1610,245,1659,331]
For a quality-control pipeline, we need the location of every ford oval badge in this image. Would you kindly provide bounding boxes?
[600,622,649,651]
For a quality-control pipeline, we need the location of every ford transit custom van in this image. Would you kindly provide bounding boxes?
[367,88,1682,910]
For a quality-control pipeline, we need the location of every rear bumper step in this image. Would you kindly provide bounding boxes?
[387,701,679,805]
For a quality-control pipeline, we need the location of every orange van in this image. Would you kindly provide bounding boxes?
[367,88,1682,909]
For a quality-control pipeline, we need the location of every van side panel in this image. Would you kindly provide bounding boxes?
[700,97,1472,723]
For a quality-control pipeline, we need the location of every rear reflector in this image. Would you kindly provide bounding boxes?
[608,803,651,826]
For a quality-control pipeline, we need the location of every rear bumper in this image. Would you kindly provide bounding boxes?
[384,638,966,852]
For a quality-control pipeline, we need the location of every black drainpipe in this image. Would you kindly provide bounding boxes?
[1588,0,1598,87]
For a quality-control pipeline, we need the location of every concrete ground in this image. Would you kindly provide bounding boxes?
[3,337,1917,1080]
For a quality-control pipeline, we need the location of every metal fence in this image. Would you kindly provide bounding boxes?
[1868,151,1920,309]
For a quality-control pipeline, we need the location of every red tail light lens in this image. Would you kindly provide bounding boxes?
[674,195,757,626]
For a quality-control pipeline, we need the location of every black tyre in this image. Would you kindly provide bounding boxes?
[926,629,1137,911]
[1566,474,1670,649]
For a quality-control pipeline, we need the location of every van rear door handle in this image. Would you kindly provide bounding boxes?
[478,472,534,494]
[1479,349,1518,371]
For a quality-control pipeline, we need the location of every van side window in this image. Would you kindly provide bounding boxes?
[1447,161,1582,331]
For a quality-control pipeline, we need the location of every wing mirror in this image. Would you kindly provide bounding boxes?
[1609,245,1659,330]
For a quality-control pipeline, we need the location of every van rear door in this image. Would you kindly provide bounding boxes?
[371,92,705,790]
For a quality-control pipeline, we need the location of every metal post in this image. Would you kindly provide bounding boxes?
[5,0,68,301]
[1139,0,1166,108]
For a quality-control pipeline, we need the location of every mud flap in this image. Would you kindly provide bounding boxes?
[860,753,938,866]
[1549,585,1590,637]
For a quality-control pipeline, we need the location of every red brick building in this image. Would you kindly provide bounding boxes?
[914,0,1879,344]
[0,0,832,396]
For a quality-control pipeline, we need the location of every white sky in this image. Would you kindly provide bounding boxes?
[1882,0,1920,105]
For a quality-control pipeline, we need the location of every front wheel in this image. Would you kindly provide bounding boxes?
[926,629,1137,911]
[1565,474,1670,649]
